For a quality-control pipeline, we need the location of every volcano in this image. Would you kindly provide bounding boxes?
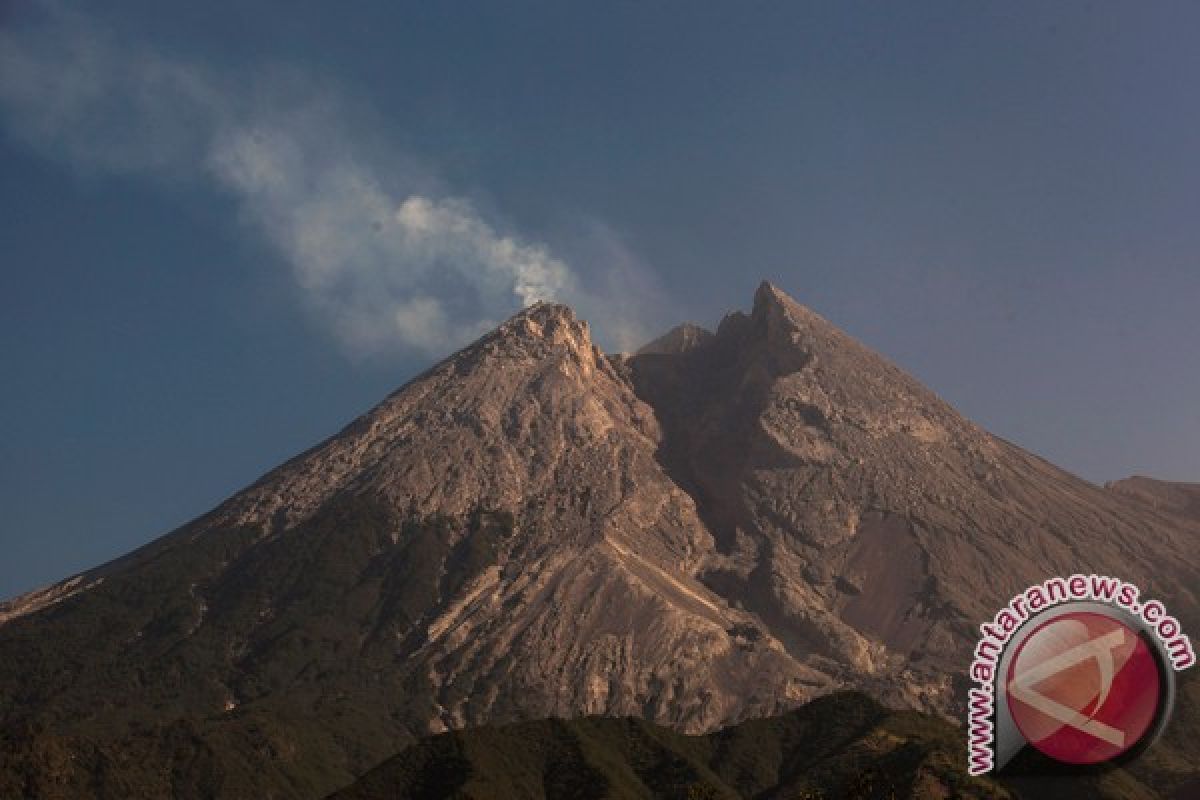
[1,282,1197,799]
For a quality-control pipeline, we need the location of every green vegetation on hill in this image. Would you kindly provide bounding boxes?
[330,691,1011,800]
[331,683,1200,800]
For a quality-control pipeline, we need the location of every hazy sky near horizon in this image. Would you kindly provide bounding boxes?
[2,2,1199,599]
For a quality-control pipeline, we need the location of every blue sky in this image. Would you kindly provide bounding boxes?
[2,2,1199,599]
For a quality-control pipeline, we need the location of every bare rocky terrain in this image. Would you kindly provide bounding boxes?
[1107,476,1200,523]
[1,282,1197,798]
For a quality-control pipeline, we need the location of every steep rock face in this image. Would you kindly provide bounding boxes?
[1,284,1198,799]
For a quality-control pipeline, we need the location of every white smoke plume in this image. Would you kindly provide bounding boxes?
[0,4,617,357]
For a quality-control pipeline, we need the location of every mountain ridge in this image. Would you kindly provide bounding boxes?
[329,691,1012,800]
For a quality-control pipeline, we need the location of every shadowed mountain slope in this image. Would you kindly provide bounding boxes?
[330,691,1011,800]
[332,688,1195,800]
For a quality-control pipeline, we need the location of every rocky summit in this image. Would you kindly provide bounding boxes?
[1,282,1197,799]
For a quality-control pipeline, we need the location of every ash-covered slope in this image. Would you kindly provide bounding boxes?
[1107,476,1200,523]
[1,283,1197,799]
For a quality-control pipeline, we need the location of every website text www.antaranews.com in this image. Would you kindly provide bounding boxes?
[966,574,1195,775]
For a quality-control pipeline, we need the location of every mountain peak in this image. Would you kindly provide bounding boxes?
[752,279,816,317]
[752,278,786,308]
[750,279,832,332]
[635,323,713,356]
[501,300,582,336]
[474,300,594,362]
[517,299,576,323]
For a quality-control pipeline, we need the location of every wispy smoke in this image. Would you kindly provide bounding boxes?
[0,4,642,357]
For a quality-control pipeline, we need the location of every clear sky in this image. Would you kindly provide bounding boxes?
[2,2,1198,600]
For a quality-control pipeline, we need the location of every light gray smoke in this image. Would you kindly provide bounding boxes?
[0,4,613,357]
